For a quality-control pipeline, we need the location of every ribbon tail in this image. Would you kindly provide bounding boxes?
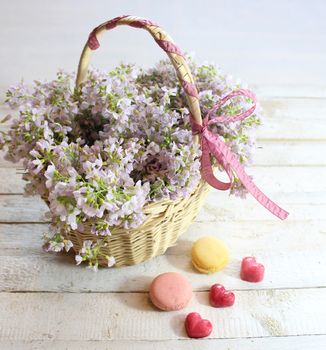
[204,130,289,220]
[201,138,232,191]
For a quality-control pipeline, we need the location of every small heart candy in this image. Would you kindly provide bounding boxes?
[210,284,235,307]
[240,256,265,282]
[185,312,213,338]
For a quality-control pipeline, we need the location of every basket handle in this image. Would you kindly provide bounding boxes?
[76,15,203,139]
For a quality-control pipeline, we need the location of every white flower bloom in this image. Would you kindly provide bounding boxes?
[49,241,64,252]
[107,256,116,267]
[75,255,83,265]
[80,240,93,254]
[64,240,73,252]
[44,164,56,189]
[67,208,80,230]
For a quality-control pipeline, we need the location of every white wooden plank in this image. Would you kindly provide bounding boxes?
[0,220,325,292]
[0,168,25,194]
[198,191,325,222]
[2,220,325,257]
[2,98,326,140]
[1,246,325,293]
[0,195,48,223]
[256,98,326,140]
[0,190,323,223]
[255,141,326,166]
[0,288,326,341]
[255,85,326,99]
[2,335,326,350]
[0,166,323,194]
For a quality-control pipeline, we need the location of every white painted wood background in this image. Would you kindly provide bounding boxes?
[0,0,326,349]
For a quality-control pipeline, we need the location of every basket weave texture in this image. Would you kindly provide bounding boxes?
[66,181,210,267]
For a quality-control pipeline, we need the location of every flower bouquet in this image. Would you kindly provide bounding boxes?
[0,16,288,270]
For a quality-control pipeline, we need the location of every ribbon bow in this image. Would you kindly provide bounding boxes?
[190,89,289,220]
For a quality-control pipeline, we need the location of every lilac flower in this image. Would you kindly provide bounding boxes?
[91,220,111,236]
[66,208,81,230]
[107,256,116,267]
[75,254,83,265]
[230,176,251,199]
[42,233,65,252]
[44,164,56,189]
[80,240,93,254]
[64,240,73,252]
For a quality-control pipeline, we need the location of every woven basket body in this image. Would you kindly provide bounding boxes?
[65,181,210,267]
[55,16,208,267]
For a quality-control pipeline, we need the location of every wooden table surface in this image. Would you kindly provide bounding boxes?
[0,1,326,349]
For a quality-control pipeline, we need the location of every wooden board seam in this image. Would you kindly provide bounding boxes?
[3,286,326,294]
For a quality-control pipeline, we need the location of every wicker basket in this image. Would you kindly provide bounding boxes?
[67,181,210,267]
[59,15,209,267]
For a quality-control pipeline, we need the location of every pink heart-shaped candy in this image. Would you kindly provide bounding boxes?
[185,312,213,338]
[210,284,235,307]
[240,256,265,282]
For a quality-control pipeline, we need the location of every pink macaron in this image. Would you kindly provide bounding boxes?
[149,272,192,311]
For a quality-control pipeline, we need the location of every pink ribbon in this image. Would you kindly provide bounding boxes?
[191,88,289,220]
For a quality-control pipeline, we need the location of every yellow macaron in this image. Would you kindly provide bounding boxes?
[191,236,229,274]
